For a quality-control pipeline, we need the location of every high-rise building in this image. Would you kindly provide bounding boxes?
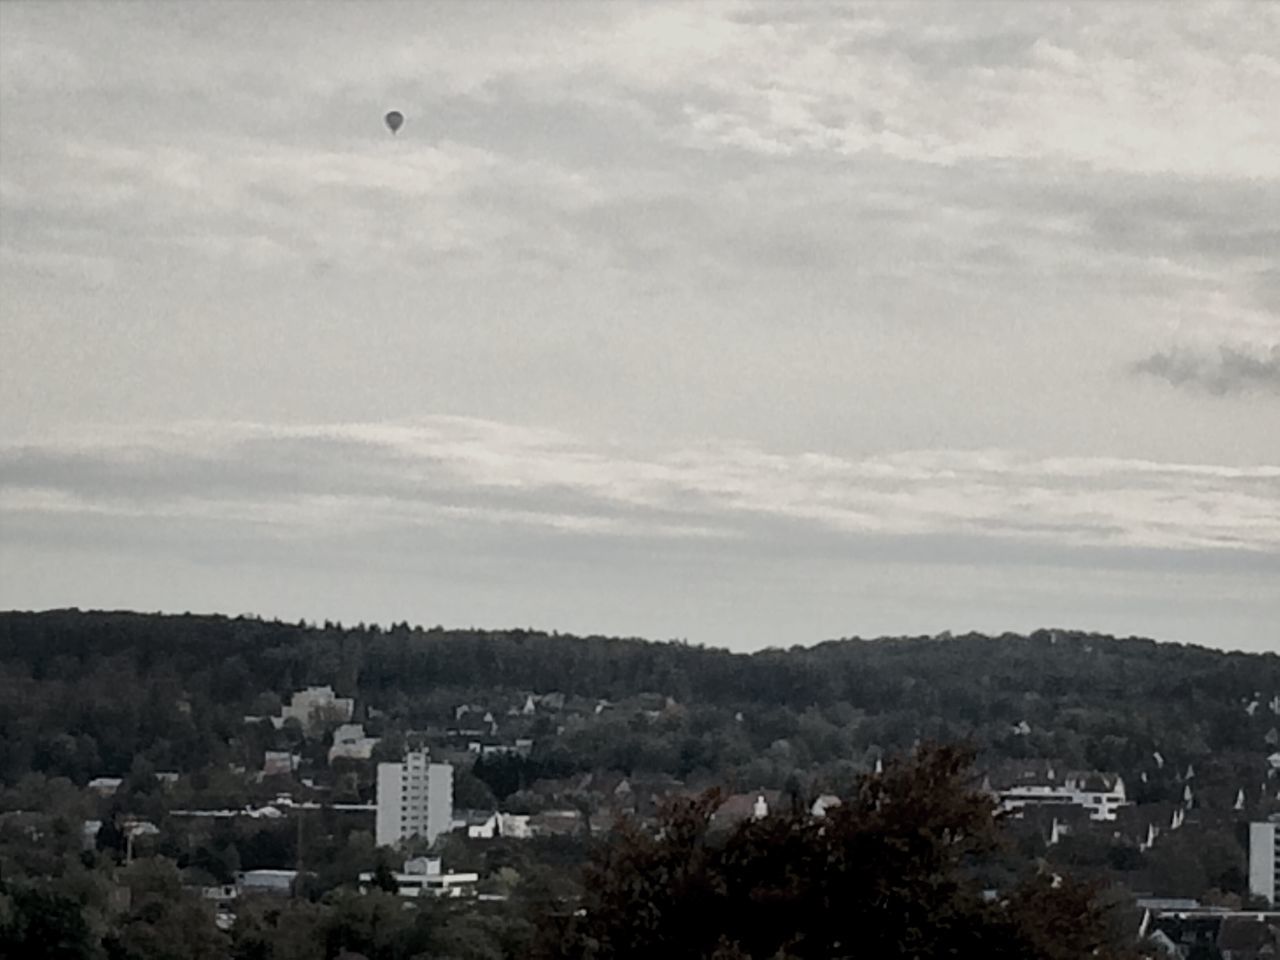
[1249,820,1279,906]
[376,751,453,848]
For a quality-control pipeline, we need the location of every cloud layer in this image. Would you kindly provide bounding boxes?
[3,418,1276,555]
[2,3,1278,650]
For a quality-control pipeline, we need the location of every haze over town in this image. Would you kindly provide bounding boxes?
[1,1,1278,651]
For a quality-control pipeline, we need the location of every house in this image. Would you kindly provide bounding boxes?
[262,751,301,777]
[82,819,102,850]
[1145,910,1280,960]
[87,777,123,796]
[990,768,1129,822]
[537,692,566,711]
[274,686,355,735]
[200,884,238,904]
[358,856,479,899]
[810,794,842,817]
[328,723,380,763]
[467,813,532,840]
[237,869,298,896]
[477,744,521,759]
[712,792,777,828]
[529,809,583,838]
[124,819,160,838]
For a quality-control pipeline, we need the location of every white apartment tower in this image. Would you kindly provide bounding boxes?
[1249,820,1279,906]
[376,751,453,849]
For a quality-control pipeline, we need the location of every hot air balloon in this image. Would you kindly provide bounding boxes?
[385,111,404,135]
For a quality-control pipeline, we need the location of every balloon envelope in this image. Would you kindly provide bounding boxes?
[385,111,404,134]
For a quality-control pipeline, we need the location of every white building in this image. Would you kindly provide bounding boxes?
[1250,820,1279,906]
[275,686,354,735]
[358,856,478,899]
[87,777,123,796]
[467,813,532,840]
[328,723,380,763]
[810,794,842,817]
[375,751,453,848]
[996,773,1128,822]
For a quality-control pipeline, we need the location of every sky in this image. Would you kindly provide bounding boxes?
[1,1,1278,653]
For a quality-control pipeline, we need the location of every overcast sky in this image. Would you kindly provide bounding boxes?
[1,1,1277,653]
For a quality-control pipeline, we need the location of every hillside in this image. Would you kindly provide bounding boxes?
[3,609,1279,918]
[2,609,1276,790]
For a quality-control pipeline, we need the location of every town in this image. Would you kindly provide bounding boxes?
[2,612,1279,957]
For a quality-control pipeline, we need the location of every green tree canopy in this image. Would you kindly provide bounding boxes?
[537,744,1142,960]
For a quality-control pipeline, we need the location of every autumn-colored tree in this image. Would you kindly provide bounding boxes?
[536,743,1143,960]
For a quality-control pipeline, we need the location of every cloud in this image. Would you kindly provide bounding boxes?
[2,418,1277,557]
[1132,344,1280,397]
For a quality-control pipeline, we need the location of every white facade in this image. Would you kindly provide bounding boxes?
[328,723,380,763]
[468,813,532,839]
[810,794,842,817]
[358,856,478,899]
[376,751,453,848]
[1249,821,1279,906]
[996,775,1128,822]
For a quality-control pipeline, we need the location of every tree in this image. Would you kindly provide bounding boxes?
[372,860,399,895]
[537,744,1143,960]
[103,859,228,960]
[0,881,101,960]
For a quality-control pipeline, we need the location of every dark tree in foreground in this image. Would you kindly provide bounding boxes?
[536,744,1143,960]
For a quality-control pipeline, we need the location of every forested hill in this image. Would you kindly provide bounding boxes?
[1,609,1278,788]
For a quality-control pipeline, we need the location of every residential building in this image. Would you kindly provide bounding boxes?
[87,776,123,796]
[811,794,842,817]
[375,751,453,848]
[467,812,532,840]
[262,751,300,777]
[712,791,777,828]
[328,723,380,763]
[236,869,297,896]
[993,771,1128,822]
[275,686,354,735]
[1250,820,1279,906]
[358,856,479,899]
[528,809,584,838]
